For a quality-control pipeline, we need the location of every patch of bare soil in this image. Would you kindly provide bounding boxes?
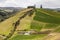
[42,33,60,40]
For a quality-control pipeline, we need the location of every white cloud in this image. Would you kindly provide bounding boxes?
[33,0,60,8]
[0,0,7,2]
[0,0,60,8]
[0,0,41,7]
[0,0,18,7]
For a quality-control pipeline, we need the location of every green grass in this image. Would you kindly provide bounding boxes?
[54,27,60,32]
[31,21,43,31]
[34,9,60,24]
[10,34,47,40]
[44,23,59,29]
[30,9,60,31]
[37,9,60,17]
[1,8,60,40]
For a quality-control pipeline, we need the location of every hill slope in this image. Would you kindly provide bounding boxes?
[10,9,60,40]
[0,8,33,40]
[0,8,60,40]
[30,8,60,40]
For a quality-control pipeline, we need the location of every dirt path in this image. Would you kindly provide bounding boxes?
[42,33,60,40]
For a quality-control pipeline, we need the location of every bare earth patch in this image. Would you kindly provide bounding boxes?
[42,33,60,40]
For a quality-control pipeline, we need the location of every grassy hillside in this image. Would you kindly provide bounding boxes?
[31,9,60,30]
[0,8,60,40]
[30,8,60,40]
[10,34,46,40]
[10,8,60,40]
[0,10,22,35]
[0,8,34,40]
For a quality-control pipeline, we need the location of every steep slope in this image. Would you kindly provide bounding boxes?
[0,8,33,40]
[10,11,47,40]
[30,8,60,40]
[2,8,60,40]
[10,8,60,40]
[31,9,60,31]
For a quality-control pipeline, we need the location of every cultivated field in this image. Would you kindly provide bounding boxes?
[0,8,60,40]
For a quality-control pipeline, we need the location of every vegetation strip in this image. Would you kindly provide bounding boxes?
[4,8,34,40]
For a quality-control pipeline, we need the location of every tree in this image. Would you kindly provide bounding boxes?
[40,5,42,8]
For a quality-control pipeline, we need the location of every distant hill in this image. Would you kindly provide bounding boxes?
[0,7,23,11]
[54,8,60,11]
[44,8,60,11]
[0,7,24,22]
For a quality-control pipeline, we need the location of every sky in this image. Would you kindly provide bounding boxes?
[0,0,60,8]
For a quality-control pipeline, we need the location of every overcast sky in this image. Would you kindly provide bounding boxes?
[0,0,60,8]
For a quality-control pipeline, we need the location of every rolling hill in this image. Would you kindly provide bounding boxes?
[10,8,60,40]
[0,8,60,40]
[30,8,60,40]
